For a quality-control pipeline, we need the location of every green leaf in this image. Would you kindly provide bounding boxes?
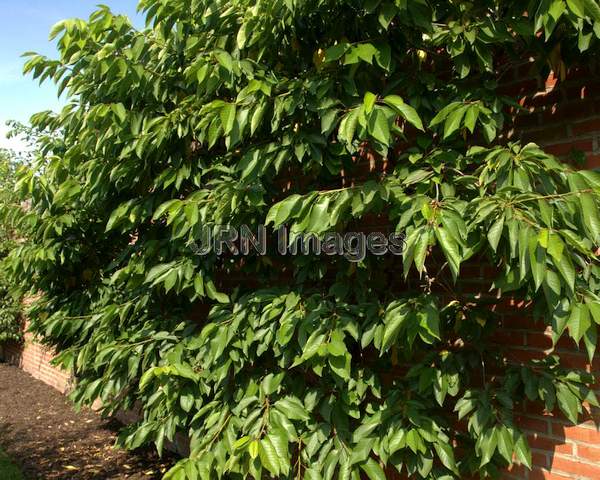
[145,262,175,284]
[496,426,514,463]
[307,196,331,233]
[514,433,532,469]
[487,216,504,252]
[297,328,327,363]
[180,392,195,412]
[405,429,425,454]
[338,108,360,145]
[555,251,575,294]
[324,42,350,62]
[413,228,430,273]
[383,95,424,131]
[329,353,351,380]
[378,3,398,29]
[567,0,586,17]
[249,440,260,459]
[112,103,127,123]
[435,228,461,278]
[214,50,233,71]
[259,437,280,476]
[220,103,237,134]
[547,233,564,262]
[552,300,571,343]
[345,43,378,65]
[367,108,391,146]
[579,192,600,243]
[556,383,581,423]
[434,441,458,474]
[464,105,479,133]
[403,169,433,185]
[568,303,591,344]
[583,0,600,21]
[267,194,302,226]
[233,436,251,451]
[363,92,377,113]
[430,102,461,127]
[236,23,248,48]
[443,105,468,138]
[267,430,290,473]
[321,108,339,134]
[274,396,309,421]
[586,300,600,324]
[584,323,597,362]
[205,280,229,303]
[529,238,547,291]
[381,304,407,352]
[49,20,69,40]
[359,458,385,480]
[251,102,268,135]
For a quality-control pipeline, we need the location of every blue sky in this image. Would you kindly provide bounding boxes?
[0,1,142,151]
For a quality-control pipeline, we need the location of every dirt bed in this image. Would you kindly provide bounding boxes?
[0,363,175,479]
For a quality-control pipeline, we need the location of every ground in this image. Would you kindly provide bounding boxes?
[0,363,175,479]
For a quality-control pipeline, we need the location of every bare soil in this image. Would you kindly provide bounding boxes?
[0,363,175,479]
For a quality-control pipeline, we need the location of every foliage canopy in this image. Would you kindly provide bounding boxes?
[0,149,22,344]
[9,1,600,479]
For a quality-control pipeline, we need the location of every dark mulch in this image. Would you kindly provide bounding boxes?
[0,363,175,479]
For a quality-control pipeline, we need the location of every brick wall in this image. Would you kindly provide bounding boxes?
[498,60,600,480]
[2,60,600,479]
[508,62,600,168]
[1,323,71,394]
[483,278,600,480]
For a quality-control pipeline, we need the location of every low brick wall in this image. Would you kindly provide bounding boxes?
[1,334,71,394]
[491,304,600,480]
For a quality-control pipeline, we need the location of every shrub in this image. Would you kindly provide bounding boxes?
[8,1,600,479]
[0,150,22,344]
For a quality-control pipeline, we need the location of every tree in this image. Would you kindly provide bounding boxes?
[8,1,600,478]
[0,149,23,344]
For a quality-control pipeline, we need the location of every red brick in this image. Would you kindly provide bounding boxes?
[562,84,590,102]
[567,65,598,81]
[586,154,600,169]
[550,455,600,479]
[524,89,564,109]
[523,125,568,144]
[518,415,551,434]
[543,101,596,123]
[525,329,578,351]
[505,347,545,364]
[545,140,593,157]
[558,352,591,371]
[527,433,574,456]
[552,424,600,444]
[577,444,600,462]
[2,335,70,394]
[516,61,537,78]
[529,468,575,480]
[531,451,550,469]
[514,111,541,129]
[498,78,540,97]
[572,118,600,136]
[492,330,527,346]
[503,315,535,330]
[526,332,553,350]
[505,462,529,478]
